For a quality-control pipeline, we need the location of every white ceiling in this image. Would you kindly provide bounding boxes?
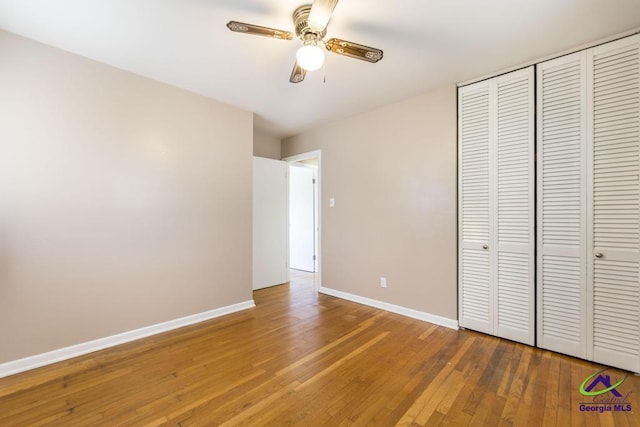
[1,0,639,138]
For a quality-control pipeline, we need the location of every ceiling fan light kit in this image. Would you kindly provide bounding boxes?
[296,43,325,71]
[226,0,383,83]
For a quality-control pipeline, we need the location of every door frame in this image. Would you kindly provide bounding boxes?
[289,162,317,273]
[283,150,322,291]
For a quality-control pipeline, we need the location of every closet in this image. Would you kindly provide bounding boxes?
[538,35,640,372]
[459,33,640,372]
[458,67,535,346]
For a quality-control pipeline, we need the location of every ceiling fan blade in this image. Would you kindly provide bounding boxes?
[226,21,293,40]
[290,61,307,84]
[325,38,383,63]
[308,0,339,32]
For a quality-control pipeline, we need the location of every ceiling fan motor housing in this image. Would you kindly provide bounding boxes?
[293,5,326,43]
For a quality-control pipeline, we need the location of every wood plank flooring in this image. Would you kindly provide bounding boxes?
[1,270,638,426]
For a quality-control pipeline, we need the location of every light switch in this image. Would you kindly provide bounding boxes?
[329,198,335,207]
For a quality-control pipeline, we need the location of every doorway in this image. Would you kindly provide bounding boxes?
[289,162,317,272]
[284,150,321,290]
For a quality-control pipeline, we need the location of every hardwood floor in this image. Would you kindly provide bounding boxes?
[1,271,638,426]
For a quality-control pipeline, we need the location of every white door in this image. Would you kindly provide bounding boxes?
[587,35,640,372]
[289,164,316,272]
[537,34,640,372]
[459,68,534,345]
[537,51,588,359]
[494,68,535,345]
[253,157,288,290]
[459,80,492,335]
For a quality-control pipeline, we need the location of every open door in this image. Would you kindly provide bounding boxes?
[253,157,288,290]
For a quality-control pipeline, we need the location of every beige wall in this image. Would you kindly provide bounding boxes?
[253,129,281,159]
[282,85,458,320]
[0,30,253,364]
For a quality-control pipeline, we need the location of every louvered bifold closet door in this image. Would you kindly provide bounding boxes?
[459,81,492,334]
[537,52,588,358]
[495,68,535,345]
[587,35,640,373]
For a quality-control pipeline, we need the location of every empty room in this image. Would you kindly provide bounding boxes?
[1,0,640,425]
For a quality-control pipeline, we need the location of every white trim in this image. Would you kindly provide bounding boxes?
[458,27,640,87]
[283,150,322,292]
[488,77,497,334]
[585,46,595,362]
[282,150,321,164]
[0,300,255,379]
[319,286,459,330]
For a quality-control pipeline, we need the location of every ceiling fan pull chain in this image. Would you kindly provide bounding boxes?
[323,61,326,83]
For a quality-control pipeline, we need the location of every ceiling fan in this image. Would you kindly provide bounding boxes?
[226,0,383,83]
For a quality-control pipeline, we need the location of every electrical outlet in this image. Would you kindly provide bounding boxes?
[380,277,387,288]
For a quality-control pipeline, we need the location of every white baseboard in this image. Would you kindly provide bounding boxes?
[319,287,459,330]
[0,300,255,379]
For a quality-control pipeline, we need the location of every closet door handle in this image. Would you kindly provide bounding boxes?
[595,252,603,258]
[482,244,489,250]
